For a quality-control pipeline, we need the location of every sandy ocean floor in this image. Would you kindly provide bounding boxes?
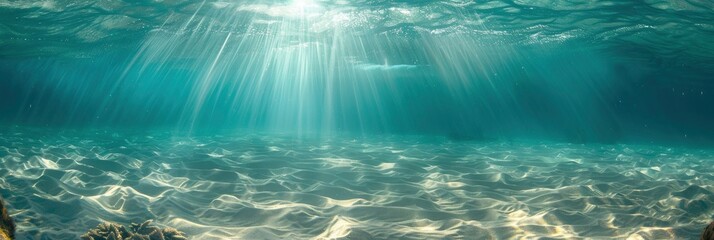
[1,128,713,239]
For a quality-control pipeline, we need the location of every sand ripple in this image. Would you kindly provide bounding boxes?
[0,129,713,239]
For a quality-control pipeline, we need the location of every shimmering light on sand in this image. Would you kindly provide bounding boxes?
[394,218,462,238]
[315,216,358,239]
[3,131,714,239]
[142,172,191,190]
[85,185,160,215]
[626,227,676,239]
[377,162,395,170]
[318,157,359,168]
[39,157,59,169]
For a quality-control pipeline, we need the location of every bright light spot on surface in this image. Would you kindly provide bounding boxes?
[236,0,323,19]
[291,0,314,9]
[290,0,322,16]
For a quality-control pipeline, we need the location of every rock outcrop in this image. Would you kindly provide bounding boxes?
[0,198,15,240]
[81,220,187,240]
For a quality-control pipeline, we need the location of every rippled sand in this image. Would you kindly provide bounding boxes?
[1,129,713,239]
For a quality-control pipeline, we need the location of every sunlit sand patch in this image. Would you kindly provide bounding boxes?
[626,227,676,240]
[239,152,254,159]
[317,157,359,168]
[308,145,330,152]
[447,181,465,188]
[423,165,439,171]
[388,148,405,153]
[324,198,369,208]
[378,162,395,170]
[166,218,246,240]
[506,210,578,239]
[60,169,88,188]
[314,215,359,240]
[160,163,172,169]
[84,185,159,215]
[556,154,583,164]
[508,209,529,219]
[421,179,439,190]
[141,172,191,190]
[124,157,143,169]
[38,157,59,169]
[2,132,714,239]
[583,202,597,213]
[398,155,421,160]
[105,171,125,182]
[392,218,464,239]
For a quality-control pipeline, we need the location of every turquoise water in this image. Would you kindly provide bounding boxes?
[1,0,714,239]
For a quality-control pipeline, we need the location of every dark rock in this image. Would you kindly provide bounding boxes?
[0,198,14,240]
[702,221,714,240]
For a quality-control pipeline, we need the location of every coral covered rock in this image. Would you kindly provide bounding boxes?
[81,220,187,240]
[0,198,14,240]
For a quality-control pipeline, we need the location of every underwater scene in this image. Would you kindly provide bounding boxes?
[1,0,714,239]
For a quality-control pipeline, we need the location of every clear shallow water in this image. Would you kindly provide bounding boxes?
[2,0,714,143]
[1,128,714,239]
[1,0,714,239]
